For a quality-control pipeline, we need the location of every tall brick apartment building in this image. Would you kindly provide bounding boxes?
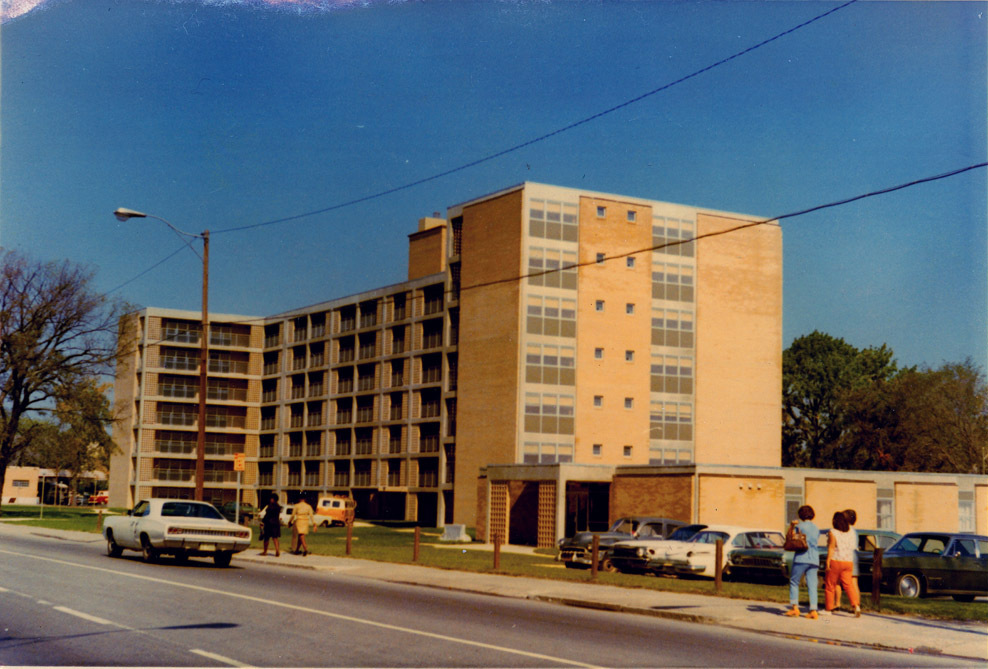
[109,182,987,543]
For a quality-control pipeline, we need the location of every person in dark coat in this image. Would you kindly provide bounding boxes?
[259,493,282,557]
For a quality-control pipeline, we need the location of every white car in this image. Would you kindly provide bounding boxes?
[663,526,783,578]
[609,524,708,574]
[103,498,252,567]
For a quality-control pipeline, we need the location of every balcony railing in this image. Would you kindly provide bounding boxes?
[309,384,324,397]
[389,406,402,421]
[420,436,440,453]
[354,471,372,487]
[421,402,440,418]
[356,408,374,423]
[422,333,442,349]
[336,412,353,425]
[158,411,195,426]
[311,325,326,338]
[292,358,306,371]
[418,470,439,487]
[334,472,350,486]
[161,356,197,371]
[163,327,199,344]
[289,444,303,457]
[422,367,442,384]
[290,416,304,428]
[307,415,323,427]
[304,472,319,486]
[210,332,250,347]
[359,345,376,360]
[360,313,377,328]
[340,318,356,332]
[205,414,246,429]
[306,444,321,457]
[259,472,274,486]
[387,470,401,487]
[287,473,301,486]
[203,470,237,483]
[337,379,354,393]
[335,442,351,456]
[262,390,278,402]
[260,445,275,458]
[264,335,280,348]
[291,387,306,400]
[389,438,402,454]
[208,359,249,374]
[339,349,355,363]
[263,362,280,375]
[355,440,373,456]
[153,468,194,482]
[310,354,325,367]
[357,377,375,392]
[159,384,197,399]
[261,417,277,430]
[207,386,247,402]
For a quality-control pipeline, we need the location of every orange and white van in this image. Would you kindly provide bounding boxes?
[313,495,356,527]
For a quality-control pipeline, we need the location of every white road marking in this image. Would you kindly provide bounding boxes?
[52,606,121,627]
[190,648,254,667]
[1,548,600,668]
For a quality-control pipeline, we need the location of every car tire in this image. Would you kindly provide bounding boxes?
[599,557,618,573]
[896,572,923,598]
[213,551,233,568]
[140,535,158,563]
[106,532,123,558]
[951,595,975,603]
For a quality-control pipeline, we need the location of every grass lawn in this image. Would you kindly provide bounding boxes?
[4,507,983,622]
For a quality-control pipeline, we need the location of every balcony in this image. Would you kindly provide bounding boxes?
[158,411,195,426]
[264,335,280,348]
[306,443,321,457]
[418,470,439,488]
[210,331,250,347]
[339,348,355,363]
[292,358,306,371]
[163,327,199,344]
[333,471,350,486]
[336,411,353,425]
[205,414,246,429]
[287,472,301,487]
[354,471,372,487]
[207,386,247,402]
[208,359,249,375]
[161,355,197,371]
[340,317,356,332]
[261,417,277,430]
[310,353,325,367]
[420,435,440,453]
[260,444,275,458]
[420,402,440,419]
[153,468,194,482]
[159,383,196,399]
[309,384,324,397]
[291,386,306,400]
[357,377,375,392]
[290,415,304,428]
[259,472,274,486]
[304,471,319,486]
[307,414,323,427]
[355,439,373,456]
[422,332,442,350]
[203,470,237,483]
[289,444,303,457]
[263,362,280,375]
[387,469,401,487]
[337,379,354,394]
[422,367,442,384]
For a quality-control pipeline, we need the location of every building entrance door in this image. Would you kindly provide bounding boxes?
[564,482,610,536]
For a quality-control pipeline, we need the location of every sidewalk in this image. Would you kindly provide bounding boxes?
[235,544,988,662]
[3,522,984,662]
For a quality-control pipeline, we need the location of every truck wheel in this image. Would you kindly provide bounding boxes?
[140,535,158,563]
[106,531,123,558]
[213,551,233,568]
[896,572,923,598]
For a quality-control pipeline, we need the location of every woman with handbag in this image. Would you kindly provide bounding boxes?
[785,505,821,619]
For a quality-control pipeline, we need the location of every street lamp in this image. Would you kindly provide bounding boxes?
[114,208,210,502]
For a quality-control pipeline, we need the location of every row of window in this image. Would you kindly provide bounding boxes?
[522,440,574,464]
[527,247,578,289]
[528,199,579,242]
[523,392,575,435]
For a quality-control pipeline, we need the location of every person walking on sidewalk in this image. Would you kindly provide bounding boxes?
[785,505,821,619]
[825,511,861,616]
[258,493,282,557]
[290,495,314,556]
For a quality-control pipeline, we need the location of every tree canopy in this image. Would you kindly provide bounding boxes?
[0,251,129,510]
[783,331,987,474]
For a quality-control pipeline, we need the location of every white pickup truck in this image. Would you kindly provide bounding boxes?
[103,498,252,567]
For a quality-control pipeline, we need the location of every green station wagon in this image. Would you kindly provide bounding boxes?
[879,532,988,601]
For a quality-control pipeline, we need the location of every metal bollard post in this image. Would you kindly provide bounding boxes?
[590,534,600,580]
[97,509,103,531]
[493,534,501,570]
[413,526,420,562]
[346,520,353,556]
[714,539,724,592]
[871,548,883,610]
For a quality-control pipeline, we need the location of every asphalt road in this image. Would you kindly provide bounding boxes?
[0,529,975,667]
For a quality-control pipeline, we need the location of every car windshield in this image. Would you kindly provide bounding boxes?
[739,531,785,549]
[892,534,950,554]
[161,502,224,520]
[694,531,730,544]
[609,518,638,534]
[667,526,702,541]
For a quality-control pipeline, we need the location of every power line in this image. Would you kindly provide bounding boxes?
[106,245,187,295]
[125,162,987,347]
[211,0,859,236]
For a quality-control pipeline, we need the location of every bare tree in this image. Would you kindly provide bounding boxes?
[0,251,130,511]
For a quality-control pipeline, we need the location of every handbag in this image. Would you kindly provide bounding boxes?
[784,523,808,551]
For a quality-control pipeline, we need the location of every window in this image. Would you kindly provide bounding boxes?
[959,498,974,533]
[876,494,894,530]
[625,350,634,362]
[624,397,634,409]
[592,444,602,456]
[626,256,635,268]
[594,347,603,359]
[596,205,606,217]
[595,252,605,263]
[593,395,603,407]
[626,303,635,315]
[627,210,636,223]
[12,479,28,487]
[595,300,604,312]
[623,445,632,457]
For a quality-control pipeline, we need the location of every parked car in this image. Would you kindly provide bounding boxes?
[89,492,108,505]
[664,526,780,578]
[218,501,256,525]
[557,517,686,572]
[737,528,900,583]
[103,498,252,567]
[610,524,708,575]
[878,532,988,601]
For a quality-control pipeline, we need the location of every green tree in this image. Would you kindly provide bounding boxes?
[0,251,129,512]
[782,331,897,468]
[843,360,988,474]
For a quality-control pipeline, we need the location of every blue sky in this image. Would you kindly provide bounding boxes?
[1,0,985,371]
